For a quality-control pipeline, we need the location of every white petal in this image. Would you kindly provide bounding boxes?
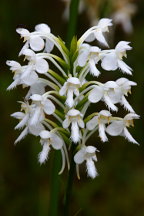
[45,39,54,52]
[85,33,95,42]
[101,52,118,71]
[31,94,42,101]
[38,143,50,164]
[98,123,108,142]
[15,127,28,144]
[11,112,25,119]
[21,66,32,78]
[43,99,55,115]
[117,60,132,75]
[86,116,98,130]
[88,86,103,103]
[78,119,84,128]
[6,60,21,70]
[123,127,138,144]
[29,123,45,136]
[30,107,43,125]
[19,42,29,56]
[121,96,135,113]
[104,81,118,89]
[30,36,44,51]
[116,41,132,53]
[22,48,35,58]
[86,158,98,179]
[35,23,51,34]
[7,79,20,90]
[74,88,79,96]
[51,134,63,149]
[89,59,100,76]
[107,89,122,104]
[67,77,80,85]
[15,114,29,129]
[35,58,49,74]
[94,30,108,47]
[22,71,38,86]
[59,82,68,96]
[71,121,80,143]
[16,28,30,37]
[106,121,124,136]
[66,89,74,108]
[86,146,96,154]
[39,130,51,139]
[67,109,80,117]
[77,50,89,67]
[63,118,70,128]
[98,18,112,29]
[124,113,140,121]
[74,149,85,164]
[103,94,118,111]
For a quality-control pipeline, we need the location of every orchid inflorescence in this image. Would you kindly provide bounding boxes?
[7,18,139,179]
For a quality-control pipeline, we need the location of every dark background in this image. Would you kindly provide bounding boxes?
[0,0,144,215]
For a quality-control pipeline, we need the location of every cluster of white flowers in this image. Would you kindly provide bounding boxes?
[7,18,139,179]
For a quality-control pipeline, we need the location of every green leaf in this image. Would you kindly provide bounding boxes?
[49,69,66,84]
[57,36,70,56]
[50,54,70,71]
[75,96,88,110]
[55,109,65,120]
[70,36,78,58]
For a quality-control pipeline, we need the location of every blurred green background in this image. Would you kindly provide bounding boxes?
[0,0,144,215]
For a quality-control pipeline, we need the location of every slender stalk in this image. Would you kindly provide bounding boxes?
[48,151,61,216]
[66,0,80,47]
[63,144,76,216]
[49,1,80,215]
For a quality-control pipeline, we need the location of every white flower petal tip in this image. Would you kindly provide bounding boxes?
[86,159,98,179]
[38,144,50,164]
[39,130,51,139]
[35,23,51,34]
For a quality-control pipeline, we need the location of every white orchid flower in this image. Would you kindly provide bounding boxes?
[85,18,112,47]
[59,77,81,108]
[16,23,52,52]
[63,109,84,143]
[87,110,111,142]
[88,81,122,111]
[22,49,49,74]
[116,77,137,112]
[30,94,55,125]
[106,113,140,144]
[6,60,39,89]
[38,130,63,164]
[101,41,132,74]
[35,23,54,52]
[74,146,99,179]
[77,44,102,76]
[11,102,44,143]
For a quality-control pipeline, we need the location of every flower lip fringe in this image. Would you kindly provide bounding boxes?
[7,19,139,179]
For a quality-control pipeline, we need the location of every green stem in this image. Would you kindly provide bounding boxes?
[63,144,76,216]
[66,0,80,48]
[48,151,61,216]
